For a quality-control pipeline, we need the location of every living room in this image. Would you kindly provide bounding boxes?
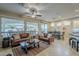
[0,3,79,56]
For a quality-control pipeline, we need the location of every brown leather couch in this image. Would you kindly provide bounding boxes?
[38,33,54,44]
[11,33,30,47]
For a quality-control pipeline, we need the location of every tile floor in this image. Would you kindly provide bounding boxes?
[37,39,79,56]
[0,47,13,56]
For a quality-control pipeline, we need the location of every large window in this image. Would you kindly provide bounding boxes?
[1,18,24,37]
[26,22,38,35]
[41,23,48,33]
[1,17,48,37]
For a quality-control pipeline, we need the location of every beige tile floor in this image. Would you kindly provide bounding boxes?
[0,38,79,56]
[0,47,13,56]
[37,39,79,56]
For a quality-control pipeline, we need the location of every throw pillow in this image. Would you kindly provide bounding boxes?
[13,34,20,40]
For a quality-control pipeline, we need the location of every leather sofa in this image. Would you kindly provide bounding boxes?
[38,33,54,44]
[11,33,30,47]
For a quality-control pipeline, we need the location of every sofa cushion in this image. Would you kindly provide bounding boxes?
[20,33,29,39]
[13,34,20,40]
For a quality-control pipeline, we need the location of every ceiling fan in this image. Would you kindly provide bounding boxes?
[18,3,42,18]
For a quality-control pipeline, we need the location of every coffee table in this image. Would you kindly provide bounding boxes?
[20,39,40,53]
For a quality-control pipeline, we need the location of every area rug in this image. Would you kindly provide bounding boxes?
[12,42,49,56]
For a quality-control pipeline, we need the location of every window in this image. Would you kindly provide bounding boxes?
[1,18,24,37]
[72,20,79,33]
[26,22,38,35]
[73,20,79,28]
[45,24,48,33]
[41,23,48,33]
[62,21,71,26]
[57,22,62,27]
[1,17,48,37]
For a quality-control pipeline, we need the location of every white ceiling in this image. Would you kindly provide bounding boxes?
[0,3,79,22]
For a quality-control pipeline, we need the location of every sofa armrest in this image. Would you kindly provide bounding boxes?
[49,37,54,42]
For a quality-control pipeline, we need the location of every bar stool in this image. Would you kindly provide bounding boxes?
[72,39,77,48]
[76,40,79,52]
[69,37,76,46]
[71,39,79,52]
